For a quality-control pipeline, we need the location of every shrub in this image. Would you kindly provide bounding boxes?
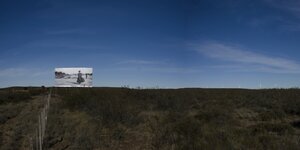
[0,91,31,104]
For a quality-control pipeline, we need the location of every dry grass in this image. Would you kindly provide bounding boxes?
[1,87,300,149]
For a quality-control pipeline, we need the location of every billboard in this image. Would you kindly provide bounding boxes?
[55,68,93,87]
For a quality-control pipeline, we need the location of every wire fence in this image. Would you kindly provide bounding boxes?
[31,89,51,150]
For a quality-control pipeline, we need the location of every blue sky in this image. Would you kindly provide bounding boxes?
[1,0,300,88]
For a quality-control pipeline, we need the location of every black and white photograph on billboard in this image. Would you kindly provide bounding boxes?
[55,68,93,87]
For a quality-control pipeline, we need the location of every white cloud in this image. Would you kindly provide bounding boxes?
[116,60,165,65]
[116,67,201,74]
[264,0,300,16]
[115,59,200,73]
[191,41,300,73]
[0,68,50,77]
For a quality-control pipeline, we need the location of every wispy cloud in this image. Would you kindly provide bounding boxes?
[0,68,50,77]
[142,67,201,74]
[115,59,200,73]
[44,28,95,35]
[20,39,108,51]
[116,67,201,74]
[262,0,300,31]
[191,41,300,73]
[280,21,300,31]
[247,15,283,28]
[264,0,300,16]
[116,60,165,65]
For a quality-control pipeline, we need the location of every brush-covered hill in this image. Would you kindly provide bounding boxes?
[1,87,300,149]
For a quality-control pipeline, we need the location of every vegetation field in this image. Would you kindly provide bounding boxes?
[1,87,300,149]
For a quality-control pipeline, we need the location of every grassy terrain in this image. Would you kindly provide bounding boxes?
[0,87,47,149]
[1,87,300,149]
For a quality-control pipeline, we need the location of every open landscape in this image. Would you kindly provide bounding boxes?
[3,0,300,149]
[0,87,300,149]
